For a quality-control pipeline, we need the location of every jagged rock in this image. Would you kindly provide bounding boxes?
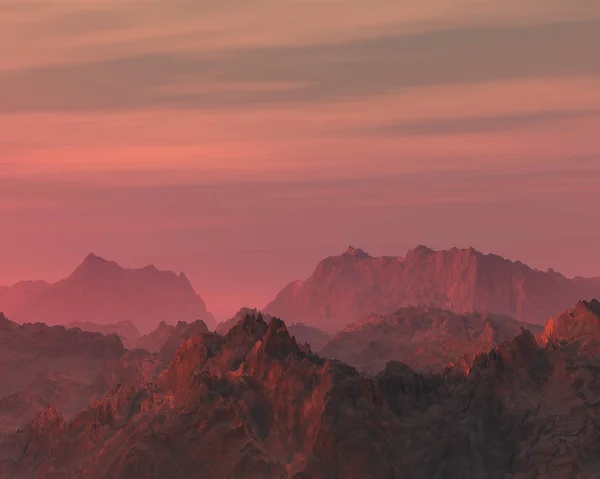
[1,302,600,478]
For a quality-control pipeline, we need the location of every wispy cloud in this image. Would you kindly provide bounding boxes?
[343,109,600,136]
[1,19,598,113]
[3,0,598,71]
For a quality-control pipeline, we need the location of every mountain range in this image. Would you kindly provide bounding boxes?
[2,246,598,337]
[0,253,215,331]
[2,301,600,478]
[319,307,543,375]
[265,245,600,332]
[67,320,142,341]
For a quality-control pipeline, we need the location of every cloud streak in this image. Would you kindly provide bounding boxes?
[343,109,600,136]
[0,20,598,112]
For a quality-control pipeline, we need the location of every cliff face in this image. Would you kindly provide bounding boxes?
[265,245,600,332]
[0,253,215,332]
[3,304,600,478]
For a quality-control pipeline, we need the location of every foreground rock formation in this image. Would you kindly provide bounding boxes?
[265,245,600,331]
[1,302,600,478]
[0,253,215,331]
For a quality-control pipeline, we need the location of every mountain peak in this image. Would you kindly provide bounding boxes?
[409,244,436,256]
[27,404,66,439]
[72,253,121,278]
[83,252,108,263]
[577,299,600,317]
[343,245,370,258]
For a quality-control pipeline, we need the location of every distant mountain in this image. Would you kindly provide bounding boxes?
[319,307,542,374]
[124,321,174,353]
[265,245,600,332]
[288,322,331,352]
[68,320,141,341]
[0,253,215,332]
[5,303,600,478]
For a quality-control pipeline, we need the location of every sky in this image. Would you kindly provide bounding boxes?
[1,0,599,320]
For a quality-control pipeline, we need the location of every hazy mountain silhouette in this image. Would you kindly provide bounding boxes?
[0,253,215,332]
[67,320,141,341]
[265,245,600,332]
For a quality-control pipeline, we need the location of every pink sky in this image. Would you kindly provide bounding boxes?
[1,0,600,319]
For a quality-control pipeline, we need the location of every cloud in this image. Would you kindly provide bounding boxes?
[343,109,600,136]
[3,0,599,71]
[0,19,598,112]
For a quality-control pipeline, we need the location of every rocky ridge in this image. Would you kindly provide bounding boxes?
[2,303,600,478]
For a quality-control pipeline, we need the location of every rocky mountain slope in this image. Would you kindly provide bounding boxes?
[2,302,600,478]
[265,245,600,332]
[319,307,542,374]
[0,253,215,331]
